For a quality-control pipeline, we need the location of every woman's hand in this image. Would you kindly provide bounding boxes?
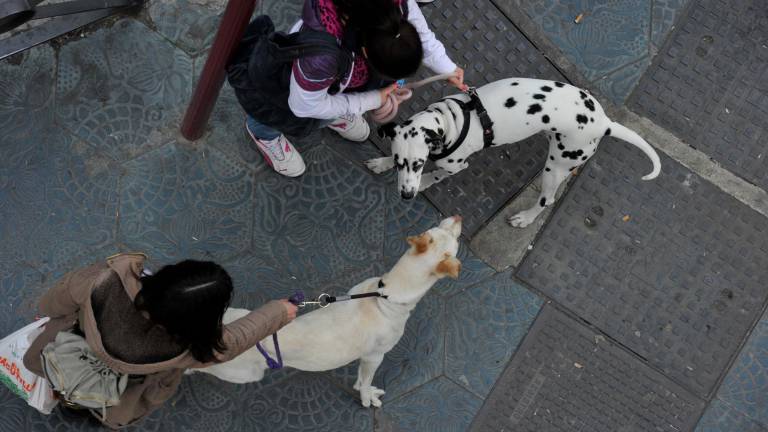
[447,67,468,91]
[280,300,298,322]
[379,83,399,106]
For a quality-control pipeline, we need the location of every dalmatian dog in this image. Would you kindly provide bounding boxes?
[365,78,661,228]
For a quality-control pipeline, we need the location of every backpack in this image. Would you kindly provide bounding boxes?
[227,15,353,138]
[41,331,128,420]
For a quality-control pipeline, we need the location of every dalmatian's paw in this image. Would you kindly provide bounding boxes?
[364,157,393,174]
[508,209,539,228]
[360,385,385,408]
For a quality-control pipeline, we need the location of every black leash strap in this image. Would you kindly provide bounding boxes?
[428,88,494,162]
[466,87,495,148]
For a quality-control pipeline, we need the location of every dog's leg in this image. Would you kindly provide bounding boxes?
[419,163,468,191]
[364,156,394,174]
[355,354,386,407]
[509,166,570,228]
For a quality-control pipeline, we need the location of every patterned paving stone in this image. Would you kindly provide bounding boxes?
[716,314,768,426]
[695,399,768,432]
[251,142,387,290]
[222,252,321,311]
[516,0,650,81]
[592,55,651,106]
[261,0,303,31]
[181,372,373,432]
[0,45,55,132]
[0,263,45,337]
[385,377,482,432]
[445,271,542,398]
[651,0,690,49]
[55,19,193,162]
[0,127,119,271]
[148,0,226,56]
[119,141,254,265]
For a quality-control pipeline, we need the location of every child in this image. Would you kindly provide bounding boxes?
[241,0,465,177]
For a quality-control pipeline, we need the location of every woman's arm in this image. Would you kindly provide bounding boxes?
[207,300,291,364]
[405,0,457,74]
[288,61,381,120]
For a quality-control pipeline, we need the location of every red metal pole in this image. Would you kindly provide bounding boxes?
[180,0,258,140]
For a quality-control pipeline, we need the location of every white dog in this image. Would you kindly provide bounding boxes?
[194,216,462,408]
[365,78,661,228]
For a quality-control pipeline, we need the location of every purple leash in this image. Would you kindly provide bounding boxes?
[254,285,389,370]
[255,291,304,370]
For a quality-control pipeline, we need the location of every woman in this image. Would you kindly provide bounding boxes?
[241,0,466,177]
[23,252,297,429]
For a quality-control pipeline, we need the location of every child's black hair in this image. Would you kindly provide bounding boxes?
[335,0,423,79]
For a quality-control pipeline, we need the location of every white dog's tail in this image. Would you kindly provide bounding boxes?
[608,122,661,180]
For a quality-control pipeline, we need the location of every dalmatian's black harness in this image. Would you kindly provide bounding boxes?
[428,87,495,161]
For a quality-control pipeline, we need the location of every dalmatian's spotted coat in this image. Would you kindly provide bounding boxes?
[365,78,661,228]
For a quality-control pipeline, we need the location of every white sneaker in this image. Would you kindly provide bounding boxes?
[245,121,306,177]
[327,114,371,142]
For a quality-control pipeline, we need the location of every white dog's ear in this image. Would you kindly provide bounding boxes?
[406,233,431,254]
[435,255,461,279]
[378,122,398,139]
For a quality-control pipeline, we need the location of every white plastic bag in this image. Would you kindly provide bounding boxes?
[28,373,57,414]
[0,317,58,414]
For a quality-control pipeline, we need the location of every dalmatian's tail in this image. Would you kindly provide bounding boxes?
[608,122,661,180]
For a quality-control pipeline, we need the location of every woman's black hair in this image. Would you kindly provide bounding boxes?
[134,260,233,363]
[335,0,423,79]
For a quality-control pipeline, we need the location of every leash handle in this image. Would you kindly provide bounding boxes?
[370,71,462,124]
[288,290,305,306]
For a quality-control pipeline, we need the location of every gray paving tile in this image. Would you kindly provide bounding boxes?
[517,140,768,397]
[630,0,768,190]
[471,305,706,432]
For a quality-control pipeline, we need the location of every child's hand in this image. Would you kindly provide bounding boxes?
[379,83,399,106]
[448,67,468,91]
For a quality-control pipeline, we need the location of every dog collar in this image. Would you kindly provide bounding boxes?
[429,98,471,161]
[430,90,495,161]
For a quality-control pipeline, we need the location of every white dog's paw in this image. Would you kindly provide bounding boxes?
[364,157,393,174]
[360,385,386,408]
[353,378,362,391]
[508,209,538,228]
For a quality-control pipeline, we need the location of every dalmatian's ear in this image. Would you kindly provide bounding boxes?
[422,128,443,149]
[378,122,398,139]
